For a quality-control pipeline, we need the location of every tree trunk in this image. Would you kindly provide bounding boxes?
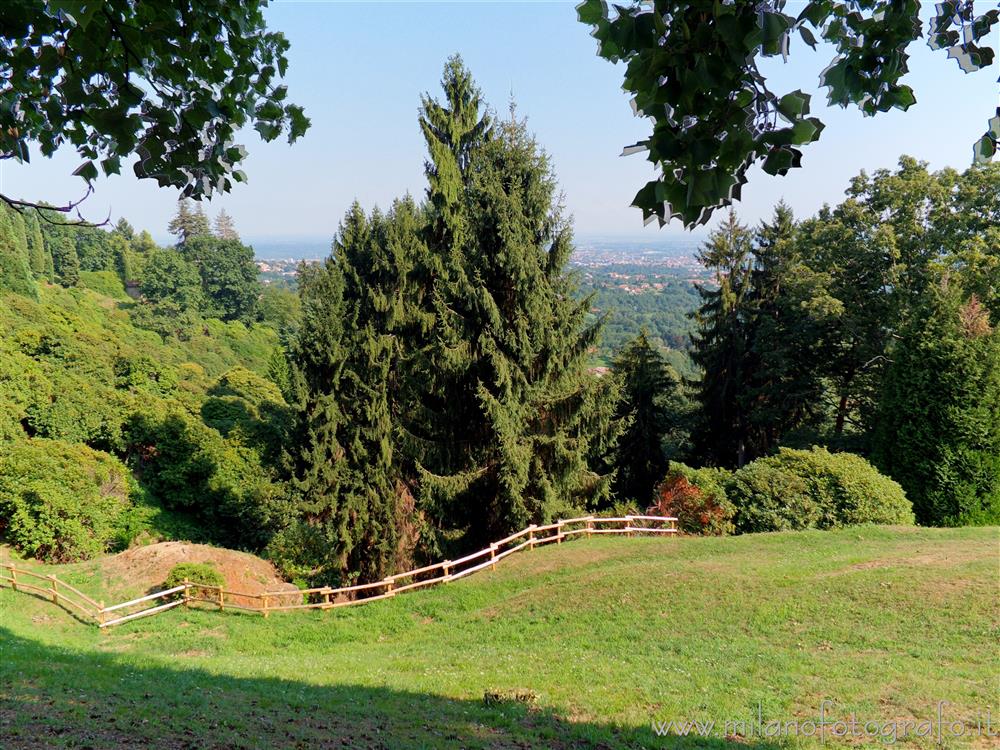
[834,392,849,437]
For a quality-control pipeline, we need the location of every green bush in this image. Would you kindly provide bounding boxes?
[729,447,914,533]
[126,411,288,549]
[0,439,138,561]
[164,562,225,598]
[79,271,128,300]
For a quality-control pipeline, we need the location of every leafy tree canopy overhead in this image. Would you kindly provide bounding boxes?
[578,0,999,229]
[0,0,310,213]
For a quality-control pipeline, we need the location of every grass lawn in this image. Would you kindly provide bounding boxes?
[1,526,997,749]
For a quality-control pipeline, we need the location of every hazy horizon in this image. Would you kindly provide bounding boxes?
[2,2,996,244]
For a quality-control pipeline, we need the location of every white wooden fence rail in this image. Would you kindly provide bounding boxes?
[0,514,677,628]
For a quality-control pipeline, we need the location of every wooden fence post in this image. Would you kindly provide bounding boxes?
[183,578,191,608]
[528,524,537,550]
[625,515,633,538]
[384,578,395,596]
[322,587,331,609]
[97,601,105,627]
[48,574,58,604]
[10,566,17,593]
[586,518,593,538]
[218,586,225,611]
[443,562,452,581]
[262,595,269,618]
[490,544,497,571]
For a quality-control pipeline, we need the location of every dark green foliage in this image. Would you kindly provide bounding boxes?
[689,211,756,467]
[137,248,206,334]
[743,204,827,454]
[873,290,1000,526]
[202,366,291,463]
[283,257,352,580]
[0,1,308,203]
[0,274,285,556]
[48,232,80,288]
[164,562,225,596]
[413,83,618,545]
[258,286,301,332]
[0,205,37,299]
[74,226,116,272]
[609,331,690,505]
[126,411,286,550]
[182,236,261,323]
[0,438,137,562]
[728,447,914,533]
[284,200,425,584]
[579,0,997,226]
[419,53,492,252]
[585,270,700,359]
[24,212,47,277]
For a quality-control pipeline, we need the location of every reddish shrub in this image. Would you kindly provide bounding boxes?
[649,474,732,536]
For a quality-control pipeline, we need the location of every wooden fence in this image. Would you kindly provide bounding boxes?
[0,514,677,628]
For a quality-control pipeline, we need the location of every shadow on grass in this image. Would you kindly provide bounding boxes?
[0,627,783,750]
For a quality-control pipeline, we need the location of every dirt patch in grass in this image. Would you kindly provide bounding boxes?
[826,545,991,576]
[99,541,299,607]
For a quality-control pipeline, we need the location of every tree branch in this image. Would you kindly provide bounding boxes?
[0,187,111,228]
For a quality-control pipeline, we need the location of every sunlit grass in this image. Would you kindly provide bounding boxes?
[1,526,996,748]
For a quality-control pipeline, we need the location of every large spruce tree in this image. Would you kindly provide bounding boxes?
[413,67,617,544]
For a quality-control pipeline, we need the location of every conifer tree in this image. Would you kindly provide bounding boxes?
[0,205,37,297]
[24,211,46,277]
[113,218,135,241]
[873,288,1000,525]
[419,53,492,253]
[48,231,80,288]
[415,88,617,544]
[284,257,352,579]
[213,209,239,241]
[610,331,690,505]
[744,203,828,456]
[285,199,429,583]
[689,210,756,467]
[167,199,211,245]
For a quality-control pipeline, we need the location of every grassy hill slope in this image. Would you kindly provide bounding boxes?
[1,526,996,748]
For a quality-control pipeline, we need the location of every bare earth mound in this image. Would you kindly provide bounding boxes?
[100,541,299,606]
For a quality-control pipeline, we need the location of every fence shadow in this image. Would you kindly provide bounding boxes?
[0,627,783,750]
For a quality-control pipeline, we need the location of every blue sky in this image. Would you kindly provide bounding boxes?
[1,1,997,245]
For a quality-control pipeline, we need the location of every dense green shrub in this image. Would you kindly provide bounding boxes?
[127,411,288,549]
[164,562,225,597]
[728,447,914,533]
[652,462,735,535]
[79,271,128,300]
[0,439,138,561]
